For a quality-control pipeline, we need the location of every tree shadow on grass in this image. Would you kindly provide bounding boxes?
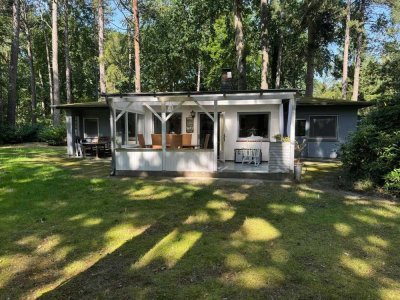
[1,147,400,299]
[41,183,400,299]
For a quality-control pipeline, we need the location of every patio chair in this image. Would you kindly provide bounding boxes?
[241,140,262,166]
[168,134,182,149]
[252,140,262,166]
[138,134,151,148]
[241,148,253,165]
[98,136,111,155]
[203,134,210,149]
[182,133,192,147]
[151,134,162,149]
[75,137,83,157]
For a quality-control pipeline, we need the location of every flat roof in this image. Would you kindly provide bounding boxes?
[297,97,372,107]
[54,101,108,109]
[54,95,374,109]
[102,89,300,98]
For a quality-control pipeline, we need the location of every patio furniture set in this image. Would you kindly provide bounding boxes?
[75,136,111,158]
[138,133,210,150]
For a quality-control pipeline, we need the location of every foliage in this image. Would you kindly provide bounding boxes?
[341,96,400,193]
[38,125,67,145]
[0,124,43,144]
[384,169,400,195]
[0,0,399,126]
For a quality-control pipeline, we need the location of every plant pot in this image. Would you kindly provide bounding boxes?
[330,151,338,159]
[294,163,303,182]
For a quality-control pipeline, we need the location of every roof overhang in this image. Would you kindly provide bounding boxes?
[104,89,299,104]
[297,97,373,107]
[54,101,109,110]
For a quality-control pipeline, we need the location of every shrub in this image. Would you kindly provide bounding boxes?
[0,124,43,144]
[384,169,400,196]
[38,125,66,146]
[341,96,400,195]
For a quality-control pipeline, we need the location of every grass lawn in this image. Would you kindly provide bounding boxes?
[1,144,399,299]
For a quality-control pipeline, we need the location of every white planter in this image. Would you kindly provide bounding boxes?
[294,163,303,182]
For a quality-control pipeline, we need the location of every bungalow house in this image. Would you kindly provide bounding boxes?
[56,90,370,179]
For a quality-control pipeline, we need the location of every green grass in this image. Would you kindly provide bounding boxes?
[0,144,399,299]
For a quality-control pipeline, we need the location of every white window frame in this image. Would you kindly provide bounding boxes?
[83,118,99,138]
[237,112,271,140]
[309,115,338,140]
[118,112,145,146]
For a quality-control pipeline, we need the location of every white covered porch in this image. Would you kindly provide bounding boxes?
[106,90,297,177]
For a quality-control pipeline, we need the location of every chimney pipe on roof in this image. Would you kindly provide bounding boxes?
[221,68,233,91]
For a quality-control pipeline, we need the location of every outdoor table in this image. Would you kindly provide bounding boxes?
[82,142,107,158]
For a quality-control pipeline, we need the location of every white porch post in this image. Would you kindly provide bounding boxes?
[213,100,218,172]
[124,112,128,145]
[288,98,296,171]
[279,102,284,136]
[161,101,167,171]
[110,103,116,175]
[65,110,74,156]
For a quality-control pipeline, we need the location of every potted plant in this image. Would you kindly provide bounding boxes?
[294,139,307,182]
[330,143,340,159]
[274,134,282,142]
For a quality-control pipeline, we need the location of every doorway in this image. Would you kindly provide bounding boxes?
[199,112,224,159]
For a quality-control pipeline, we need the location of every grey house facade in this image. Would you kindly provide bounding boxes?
[296,99,371,158]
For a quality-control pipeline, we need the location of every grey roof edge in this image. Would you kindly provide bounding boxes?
[53,101,109,109]
[297,97,373,107]
[101,89,300,98]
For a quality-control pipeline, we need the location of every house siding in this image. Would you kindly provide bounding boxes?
[66,108,111,156]
[296,106,359,158]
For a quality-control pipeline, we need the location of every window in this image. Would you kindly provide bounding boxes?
[116,112,126,145]
[127,113,136,141]
[309,116,338,139]
[83,118,98,138]
[238,113,269,138]
[116,111,144,145]
[296,119,306,137]
[153,113,182,134]
[74,117,80,137]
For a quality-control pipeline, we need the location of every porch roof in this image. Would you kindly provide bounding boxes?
[103,89,299,103]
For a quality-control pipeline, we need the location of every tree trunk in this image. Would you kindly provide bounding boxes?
[44,32,54,118]
[22,3,37,124]
[7,0,20,127]
[275,35,283,88]
[64,0,73,103]
[352,0,365,101]
[260,0,269,89]
[234,0,247,90]
[305,19,316,97]
[127,26,133,91]
[52,0,60,125]
[197,61,201,91]
[275,0,284,89]
[38,69,47,118]
[341,0,351,100]
[132,0,141,92]
[0,63,3,125]
[98,0,106,94]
